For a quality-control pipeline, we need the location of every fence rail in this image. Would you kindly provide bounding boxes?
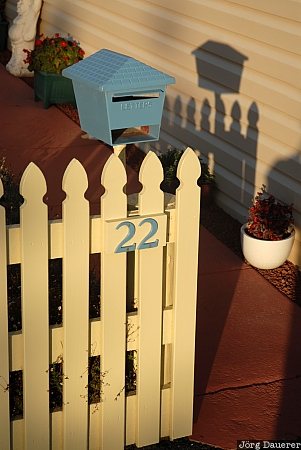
[0,148,201,450]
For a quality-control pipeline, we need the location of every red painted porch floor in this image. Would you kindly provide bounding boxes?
[1,64,301,449]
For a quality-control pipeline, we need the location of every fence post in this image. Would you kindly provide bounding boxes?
[100,154,127,450]
[170,148,201,439]
[20,163,50,450]
[0,178,11,450]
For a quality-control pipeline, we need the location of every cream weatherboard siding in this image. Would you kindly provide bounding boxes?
[7,0,301,267]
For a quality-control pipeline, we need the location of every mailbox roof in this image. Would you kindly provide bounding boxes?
[63,49,175,91]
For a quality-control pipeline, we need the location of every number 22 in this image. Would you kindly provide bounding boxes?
[115,218,159,253]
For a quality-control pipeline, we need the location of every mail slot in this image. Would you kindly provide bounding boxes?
[62,49,175,146]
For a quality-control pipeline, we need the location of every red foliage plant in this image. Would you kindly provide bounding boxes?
[247,185,294,241]
[23,33,85,74]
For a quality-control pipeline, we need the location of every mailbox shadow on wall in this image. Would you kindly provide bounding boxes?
[191,41,259,205]
[191,41,260,440]
[192,41,248,110]
[63,49,175,147]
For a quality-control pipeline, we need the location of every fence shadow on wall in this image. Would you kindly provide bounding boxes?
[268,149,301,440]
[191,41,258,434]
[162,41,262,438]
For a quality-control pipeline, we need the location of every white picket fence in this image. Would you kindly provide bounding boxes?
[0,148,201,450]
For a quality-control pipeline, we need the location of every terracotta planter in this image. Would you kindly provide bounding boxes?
[240,224,295,269]
[34,71,76,109]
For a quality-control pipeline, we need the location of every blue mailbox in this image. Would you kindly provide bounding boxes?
[62,49,175,146]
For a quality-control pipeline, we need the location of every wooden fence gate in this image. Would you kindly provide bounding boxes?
[0,148,201,450]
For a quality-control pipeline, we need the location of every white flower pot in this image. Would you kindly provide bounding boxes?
[240,224,295,270]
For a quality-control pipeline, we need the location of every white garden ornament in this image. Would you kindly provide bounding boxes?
[6,0,43,77]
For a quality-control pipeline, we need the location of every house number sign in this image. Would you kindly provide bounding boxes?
[103,213,167,254]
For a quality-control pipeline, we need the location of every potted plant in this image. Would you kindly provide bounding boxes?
[0,0,8,52]
[23,33,85,108]
[240,185,295,269]
[158,148,216,206]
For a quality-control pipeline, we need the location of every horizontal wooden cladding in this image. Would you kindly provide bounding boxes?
[42,0,301,90]
[120,1,301,90]
[191,53,301,119]
[161,110,301,206]
[160,117,301,204]
[164,89,300,180]
[161,120,300,217]
[146,0,301,55]
[41,1,301,119]
[165,78,300,151]
[225,0,301,22]
[41,11,301,123]
[165,54,300,124]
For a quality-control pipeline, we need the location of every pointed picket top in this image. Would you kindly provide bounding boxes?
[62,159,88,198]
[170,146,201,440]
[101,153,127,219]
[20,162,49,450]
[139,151,164,215]
[62,158,89,450]
[176,147,201,187]
[20,162,47,200]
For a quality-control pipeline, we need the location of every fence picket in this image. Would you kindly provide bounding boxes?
[62,160,90,450]
[20,163,49,450]
[0,179,11,450]
[100,154,127,450]
[136,151,164,447]
[170,148,201,439]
